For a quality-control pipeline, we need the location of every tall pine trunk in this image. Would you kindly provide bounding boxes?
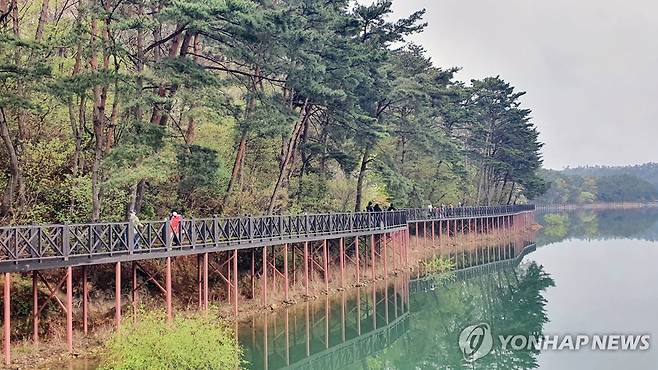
[267,99,309,214]
[354,148,370,212]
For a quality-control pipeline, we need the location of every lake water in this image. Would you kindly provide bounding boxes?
[239,208,658,369]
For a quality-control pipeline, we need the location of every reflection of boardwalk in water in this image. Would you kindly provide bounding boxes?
[411,240,536,295]
[241,237,537,370]
[240,278,410,370]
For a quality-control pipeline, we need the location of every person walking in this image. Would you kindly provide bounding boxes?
[387,203,396,211]
[129,210,143,249]
[366,201,374,212]
[170,211,183,245]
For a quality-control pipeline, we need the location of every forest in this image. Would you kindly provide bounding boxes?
[0,0,546,225]
[537,166,658,204]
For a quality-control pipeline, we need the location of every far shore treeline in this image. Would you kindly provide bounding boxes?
[537,164,658,204]
[0,0,548,225]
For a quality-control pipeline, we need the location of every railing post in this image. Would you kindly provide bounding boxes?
[165,219,172,251]
[213,215,219,247]
[63,224,70,260]
[190,219,196,249]
[305,214,310,236]
[128,220,134,254]
[249,216,254,243]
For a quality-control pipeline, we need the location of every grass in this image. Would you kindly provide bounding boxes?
[101,309,242,370]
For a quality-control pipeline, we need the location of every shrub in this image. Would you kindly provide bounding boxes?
[102,310,242,370]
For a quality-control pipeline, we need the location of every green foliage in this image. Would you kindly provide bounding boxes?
[0,0,546,224]
[537,168,658,204]
[421,255,456,274]
[102,311,242,370]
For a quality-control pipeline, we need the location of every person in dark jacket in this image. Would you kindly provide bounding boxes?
[388,203,396,211]
[366,201,374,212]
[373,203,383,212]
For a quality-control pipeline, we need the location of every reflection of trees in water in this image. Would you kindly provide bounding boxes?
[537,209,658,245]
[353,261,554,369]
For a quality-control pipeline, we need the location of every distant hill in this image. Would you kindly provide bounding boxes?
[562,163,658,188]
[536,163,658,204]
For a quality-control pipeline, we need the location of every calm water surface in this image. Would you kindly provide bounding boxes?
[239,208,658,369]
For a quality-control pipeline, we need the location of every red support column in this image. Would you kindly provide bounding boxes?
[66,266,73,353]
[3,273,10,366]
[271,248,276,293]
[284,244,289,301]
[32,271,38,344]
[423,222,428,245]
[438,220,442,247]
[398,231,403,268]
[303,242,309,296]
[251,250,256,300]
[197,255,202,310]
[383,232,388,277]
[203,253,209,310]
[355,237,360,285]
[339,238,345,288]
[233,249,238,317]
[415,223,419,250]
[323,239,329,292]
[431,220,435,246]
[391,230,398,271]
[82,266,88,335]
[115,262,121,329]
[370,234,375,280]
[263,246,269,305]
[165,257,172,322]
[403,229,409,267]
[132,262,138,317]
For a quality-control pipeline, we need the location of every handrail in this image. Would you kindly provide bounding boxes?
[405,204,535,222]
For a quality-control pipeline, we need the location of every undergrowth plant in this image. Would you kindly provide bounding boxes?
[102,309,242,370]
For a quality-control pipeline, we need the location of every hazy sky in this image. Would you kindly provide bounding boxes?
[389,0,658,169]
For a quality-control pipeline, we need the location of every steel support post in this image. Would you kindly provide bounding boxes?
[203,253,209,310]
[66,267,73,353]
[402,229,409,267]
[438,220,442,246]
[251,250,256,300]
[115,262,121,329]
[165,257,172,322]
[304,242,309,296]
[415,223,419,249]
[132,261,138,317]
[370,234,375,280]
[263,246,268,305]
[197,255,202,310]
[3,273,10,366]
[82,266,88,335]
[339,238,345,288]
[323,239,329,292]
[355,237,360,285]
[431,220,435,246]
[284,244,289,301]
[32,271,38,343]
[392,230,397,271]
[233,249,238,317]
[383,232,388,277]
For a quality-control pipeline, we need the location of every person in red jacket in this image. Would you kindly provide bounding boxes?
[169,211,183,245]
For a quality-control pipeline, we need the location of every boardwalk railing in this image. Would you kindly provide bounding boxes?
[0,205,533,272]
[405,204,534,222]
